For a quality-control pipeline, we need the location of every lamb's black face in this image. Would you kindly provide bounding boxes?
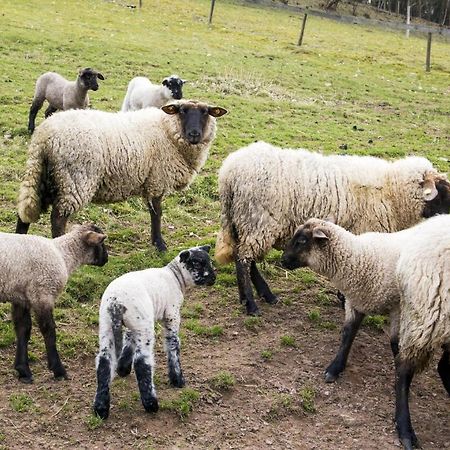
[180,245,216,286]
[281,227,313,270]
[162,76,185,100]
[422,178,450,218]
[83,224,109,267]
[80,68,104,91]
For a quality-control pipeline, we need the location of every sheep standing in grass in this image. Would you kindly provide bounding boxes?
[395,228,449,450]
[17,100,227,251]
[93,245,216,419]
[28,68,104,133]
[215,141,450,315]
[121,75,186,112]
[0,224,108,383]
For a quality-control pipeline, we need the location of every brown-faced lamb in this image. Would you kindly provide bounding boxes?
[93,245,216,419]
[28,67,105,133]
[0,224,108,383]
[17,100,227,251]
[215,141,450,315]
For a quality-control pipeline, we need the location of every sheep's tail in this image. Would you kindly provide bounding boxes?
[17,139,47,223]
[215,181,236,265]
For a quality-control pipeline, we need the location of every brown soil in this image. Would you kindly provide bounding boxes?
[0,275,448,450]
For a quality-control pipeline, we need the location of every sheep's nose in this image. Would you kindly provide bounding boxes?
[188,130,200,138]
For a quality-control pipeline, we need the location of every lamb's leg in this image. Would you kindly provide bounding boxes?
[324,305,365,383]
[15,216,30,234]
[44,105,57,118]
[250,261,278,305]
[390,308,400,358]
[395,359,419,450]
[437,344,450,396]
[50,208,68,237]
[28,98,44,133]
[35,306,67,380]
[134,329,158,413]
[163,315,185,388]
[117,330,135,377]
[147,196,167,252]
[235,257,259,316]
[12,303,33,383]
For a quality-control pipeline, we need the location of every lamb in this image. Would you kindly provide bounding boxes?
[281,215,450,450]
[395,228,449,450]
[93,245,216,419]
[120,75,186,112]
[28,67,105,133]
[215,141,450,315]
[16,100,227,251]
[0,224,108,383]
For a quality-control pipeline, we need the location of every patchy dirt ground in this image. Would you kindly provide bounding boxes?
[0,274,448,450]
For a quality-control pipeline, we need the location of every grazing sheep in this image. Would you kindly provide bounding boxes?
[121,75,186,112]
[16,100,227,251]
[0,224,108,383]
[28,68,105,133]
[215,141,450,315]
[395,227,450,450]
[93,245,216,419]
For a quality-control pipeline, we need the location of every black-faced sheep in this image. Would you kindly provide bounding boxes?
[28,68,104,133]
[93,245,215,419]
[17,100,227,251]
[215,141,450,315]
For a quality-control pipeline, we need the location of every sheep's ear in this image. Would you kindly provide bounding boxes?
[199,245,211,253]
[421,177,438,201]
[97,72,105,80]
[181,79,188,84]
[162,78,170,87]
[312,228,329,240]
[161,104,180,115]
[179,250,190,262]
[83,231,107,246]
[208,106,228,117]
[324,216,336,224]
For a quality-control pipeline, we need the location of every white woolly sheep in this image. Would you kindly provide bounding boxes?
[17,100,227,251]
[121,75,186,112]
[281,215,450,450]
[395,226,449,450]
[93,245,215,419]
[0,224,108,383]
[28,67,105,133]
[215,141,450,315]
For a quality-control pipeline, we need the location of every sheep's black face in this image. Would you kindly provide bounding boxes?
[180,245,216,286]
[82,225,109,267]
[80,68,104,92]
[162,76,185,100]
[422,178,450,218]
[281,228,313,270]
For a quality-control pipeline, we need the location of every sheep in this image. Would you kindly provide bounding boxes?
[281,215,450,450]
[28,67,105,133]
[395,227,449,450]
[0,224,108,383]
[16,100,227,251]
[93,245,216,419]
[120,75,186,112]
[215,141,450,316]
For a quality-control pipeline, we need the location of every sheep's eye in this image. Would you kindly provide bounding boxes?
[296,236,308,246]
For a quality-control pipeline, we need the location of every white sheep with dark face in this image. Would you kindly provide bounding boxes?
[93,245,216,420]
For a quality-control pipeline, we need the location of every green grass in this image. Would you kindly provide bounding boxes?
[363,314,388,330]
[85,413,104,430]
[209,371,236,390]
[280,334,296,347]
[261,349,273,360]
[9,393,34,413]
[159,388,201,419]
[299,386,316,413]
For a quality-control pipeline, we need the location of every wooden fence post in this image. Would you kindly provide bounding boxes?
[209,0,216,26]
[297,13,308,46]
[139,0,142,7]
[426,32,432,71]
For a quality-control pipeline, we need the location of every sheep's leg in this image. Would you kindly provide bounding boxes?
[44,105,57,118]
[117,330,136,377]
[395,359,419,450]
[28,98,44,133]
[12,303,33,383]
[437,344,450,395]
[35,306,67,380]
[134,329,159,413]
[324,306,365,383]
[50,208,68,237]
[147,196,167,252]
[235,257,259,315]
[250,261,278,305]
[15,216,30,234]
[163,316,185,388]
[389,308,400,358]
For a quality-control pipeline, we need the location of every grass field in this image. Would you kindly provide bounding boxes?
[0,1,449,449]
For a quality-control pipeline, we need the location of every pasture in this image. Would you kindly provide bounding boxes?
[0,0,449,448]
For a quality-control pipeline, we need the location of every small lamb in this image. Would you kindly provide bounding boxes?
[0,224,108,383]
[121,75,186,111]
[28,67,105,133]
[93,245,216,419]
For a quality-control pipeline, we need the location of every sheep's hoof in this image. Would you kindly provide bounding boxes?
[169,374,186,388]
[18,375,33,384]
[246,307,261,317]
[143,396,159,413]
[399,437,420,450]
[324,371,339,383]
[93,404,110,420]
[54,373,68,381]
[262,294,279,305]
[153,239,167,252]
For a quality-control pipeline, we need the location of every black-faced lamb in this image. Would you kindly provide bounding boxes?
[0,224,108,383]
[28,67,105,133]
[121,75,186,112]
[16,100,227,251]
[215,141,450,315]
[93,245,216,419]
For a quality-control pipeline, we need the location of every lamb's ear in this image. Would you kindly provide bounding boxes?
[208,106,227,117]
[162,78,170,87]
[179,250,190,263]
[312,228,329,240]
[97,72,105,80]
[161,104,180,115]
[83,231,107,246]
[181,79,188,84]
[199,245,211,254]
[324,216,336,224]
[421,176,439,201]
